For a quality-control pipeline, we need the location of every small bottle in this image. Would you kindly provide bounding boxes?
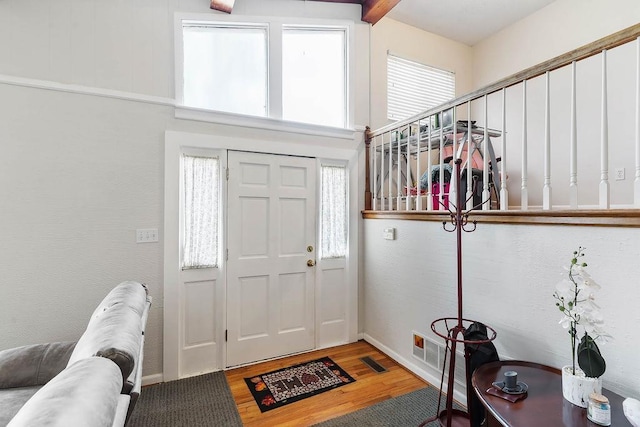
[587,392,611,426]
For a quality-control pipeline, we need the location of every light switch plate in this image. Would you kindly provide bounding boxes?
[136,228,158,243]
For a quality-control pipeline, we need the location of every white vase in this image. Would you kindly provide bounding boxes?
[562,365,602,408]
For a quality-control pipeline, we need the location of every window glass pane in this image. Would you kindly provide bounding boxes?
[283,28,346,128]
[183,24,267,117]
[182,155,219,269]
[321,165,347,259]
[387,54,455,121]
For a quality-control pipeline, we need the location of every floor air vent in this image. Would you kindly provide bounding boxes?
[360,356,387,373]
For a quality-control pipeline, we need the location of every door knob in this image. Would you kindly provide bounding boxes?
[307,259,316,267]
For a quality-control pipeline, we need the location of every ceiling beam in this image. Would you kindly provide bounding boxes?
[210,0,235,14]
[361,0,401,25]
[210,0,399,24]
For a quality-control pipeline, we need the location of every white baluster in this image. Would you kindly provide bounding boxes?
[439,116,445,210]
[569,61,578,209]
[521,80,529,210]
[467,102,473,210]
[372,134,378,210]
[396,128,402,211]
[500,88,508,210]
[404,126,410,211]
[543,71,552,210]
[600,50,610,209]
[427,119,434,211]
[388,132,393,211]
[450,109,458,210]
[482,95,490,210]
[416,119,423,211]
[635,36,640,207]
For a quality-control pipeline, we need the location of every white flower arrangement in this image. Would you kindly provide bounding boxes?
[553,247,611,378]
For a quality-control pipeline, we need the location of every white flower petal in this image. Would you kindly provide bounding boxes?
[559,316,573,329]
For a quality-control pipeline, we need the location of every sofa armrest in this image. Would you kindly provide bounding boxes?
[8,357,124,427]
[0,342,76,389]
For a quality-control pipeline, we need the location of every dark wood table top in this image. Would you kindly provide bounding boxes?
[472,360,631,427]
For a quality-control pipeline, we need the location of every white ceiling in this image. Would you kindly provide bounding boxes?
[386,0,557,46]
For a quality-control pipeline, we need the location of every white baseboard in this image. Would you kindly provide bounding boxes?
[363,333,468,407]
[142,373,163,386]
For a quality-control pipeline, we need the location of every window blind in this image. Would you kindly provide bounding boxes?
[387,54,455,121]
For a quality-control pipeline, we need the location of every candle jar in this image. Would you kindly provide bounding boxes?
[587,392,611,426]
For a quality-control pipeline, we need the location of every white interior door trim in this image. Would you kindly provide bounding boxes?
[164,129,361,381]
[164,139,228,381]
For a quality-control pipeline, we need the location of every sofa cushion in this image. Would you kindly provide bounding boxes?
[0,386,41,427]
[0,342,76,389]
[8,357,123,427]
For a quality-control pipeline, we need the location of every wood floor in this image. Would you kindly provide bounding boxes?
[225,340,430,426]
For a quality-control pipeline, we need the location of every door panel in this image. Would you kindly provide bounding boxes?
[227,151,316,367]
[179,268,219,377]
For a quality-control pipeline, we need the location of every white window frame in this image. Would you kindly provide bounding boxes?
[174,13,355,136]
[387,52,455,121]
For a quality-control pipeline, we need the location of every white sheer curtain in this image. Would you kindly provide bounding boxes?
[321,165,347,259]
[182,155,219,269]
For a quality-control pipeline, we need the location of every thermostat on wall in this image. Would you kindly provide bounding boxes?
[383,228,395,240]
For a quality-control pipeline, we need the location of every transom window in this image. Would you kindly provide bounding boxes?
[182,24,267,117]
[179,18,350,129]
[282,27,347,128]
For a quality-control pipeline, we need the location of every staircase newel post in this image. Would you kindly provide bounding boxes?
[365,126,372,211]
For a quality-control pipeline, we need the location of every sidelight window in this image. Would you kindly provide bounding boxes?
[181,154,220,269]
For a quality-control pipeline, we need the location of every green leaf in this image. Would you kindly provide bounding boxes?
[578,333,606,378]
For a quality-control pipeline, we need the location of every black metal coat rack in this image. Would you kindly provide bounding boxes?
[419,159,497,427]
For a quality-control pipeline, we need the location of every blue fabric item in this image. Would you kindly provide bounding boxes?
[419,164,453,190]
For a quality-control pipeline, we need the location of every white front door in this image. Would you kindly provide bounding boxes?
[226,151,317,367]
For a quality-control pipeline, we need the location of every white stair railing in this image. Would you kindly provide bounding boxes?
[365,23,640,213]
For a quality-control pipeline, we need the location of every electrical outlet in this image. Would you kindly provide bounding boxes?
[383,228,395,240]
[615,168,625,181]
[136,228,158,243]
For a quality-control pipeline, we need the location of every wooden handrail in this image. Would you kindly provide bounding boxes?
[362,209,640,227]
[369,23,640,138]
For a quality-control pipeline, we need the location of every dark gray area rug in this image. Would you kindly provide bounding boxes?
[312,386,459,427]
[127,371,243,427]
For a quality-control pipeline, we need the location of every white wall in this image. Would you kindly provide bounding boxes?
[475,43,637,209]
[0,0,370,379]
[362,0,640,403]
[466,0,640,209]
[363,219,640,401]
[369,18,474,130]
[0,84,169,377]
[472,0,640,88]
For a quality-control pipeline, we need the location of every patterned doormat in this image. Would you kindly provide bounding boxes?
[244,357,355,412]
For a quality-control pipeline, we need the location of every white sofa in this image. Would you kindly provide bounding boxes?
[0,281,151,427]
